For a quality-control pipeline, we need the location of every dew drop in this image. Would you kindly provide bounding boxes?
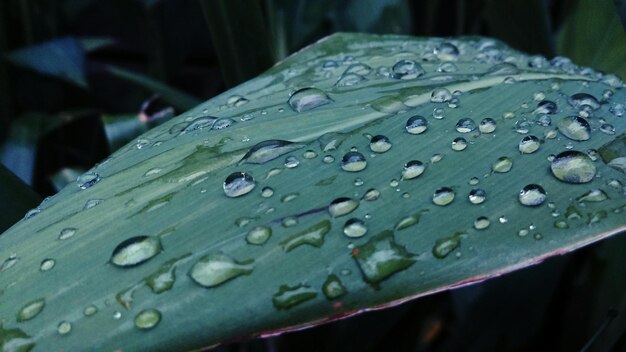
[39,258,55,272]
[363,189,380,201]
[281,220,331,251]
[57,321,71,335]
[401,160,426,180]
[343,218,368,238]
[551,151,596,184]
[406,115,428,134]
[434,42,459,61]
[303,150,317,159]
[246,226,272,245]
[534,100,557,114]
[189,254,253,288]
[322,274,347,299]
[284,156,300,168]
[83,305,98,317]
[430,88,452,103]
[181,116,216,134]
[479,118,497,133]
[455,118,476,133]
[557,116,591,141]
[223,172,256,197]
[281,216,298,227]
[288,87,333,112]
[261,187,274,198]
[1,254,18,272]
[336,73,366,87]
[273,284,317,310]
[58,227,77,240]
[212,118,235,130]
[341,152,367,172]
[239,140,304,165]
[519,184,547,206]
[468,189,486,204]
[600,124,615,135]
[536,114,552,127]
[352,230,415,287]
[391,59,425,79]
[433,187,455,206]
[17,298,45,322]
[76,171,101,189]
[492,157,513,173]
[499,216,508,223]
[474,216,490,230]
[369,135,392,153]
[432,233,462,258]
[469,177,479,185]
[519,135,540,154]
[110,236,162,267]
[323,155,335,163]
[451,137,467,151]
[135,309,161,330]
[577,189,608,202]
[568,93,600,110]
[433,108,445,119]
[329,197,359,217]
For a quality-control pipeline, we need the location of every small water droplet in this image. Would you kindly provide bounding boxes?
[273,284,317,309]
[479,118,497,133]
[557,116,591,141]
[84,198,103,210]
[246,226,272,245]
[39,258,55,272]
[83,305,98,317]
[432,233,462,258]
[519,184,547,206]
[551,151,596,184]
[406,116,428,134]
[181,117,216,134]
[433,108,445,119]
[498,216,508,223]
[17,298,45,322]
[212,118,236,130]
[391,60,425,79]
[369,135,392,153]
[110,236,162,267]
[323,155,335,163]
[455,118,476,133]
[303,150,318,159]
[474,216,490,230]
[336,73,366,87]
[227,95,249,107]
[284,156,300,168]
[76,171,101,189]
[434,42,459,61]
[341,152,367,172]
[288,87,333,112]
[519,135,540,154]
[492,157,513,173]
[431,88,452,103]
[468,188,486,204]
[281,220,331,251]
[282,216,299,227]
[451,137,467,151]
[343,218,367,238]
[600,123,615,135]
[354,178,364,186]
[322,274,347,299]
[577,189,608,202]
[433,187,455,206]
[57,321,71,335]
[113,311,122,319]
[135,309,161,330]
[352,231,415,287]
[240,140,305,165]
[329,197,359,217]
[261,187,274,198]
[363,189,380,201]
[534,100,557,114]
[189,253,253,288]
[223,172,256,197]
[401,160,426,180]
[57,227,77,240]
[536,114,552,127]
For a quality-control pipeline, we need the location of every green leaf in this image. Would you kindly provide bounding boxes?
[0,164,42,233]
[557,0,626,79]
[0,33,624,351]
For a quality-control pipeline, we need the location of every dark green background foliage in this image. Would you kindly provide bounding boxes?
[0,0,624,351]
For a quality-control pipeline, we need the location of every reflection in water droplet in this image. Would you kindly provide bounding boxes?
[189,254,253,288]
[343,218,367,238]
[432,233,462,259]
[492,157,513,173]
[76,172,101,189]
[323,274,347,299]
[40,258,55,272]
[576,189,608,202]
[57,321,72,335]
[391,60,425,79]
[406,116,428,134]
[352,230,415,287]
[468,189,486,204]
[519,135,540,154]
[568,93,600,110]
[288,87,333,112]
[17,298,45,322]
[455,118,476,133]
[474,216,490,230]
[402,160,426,180]
[246,226,272,245]
[336,73,366,87]
[110,236,162,267]
[534,100,557,114]
[370,135,392,153]
[557,116,591,141]
[135,309,161,330]
[434,42,459,61]
[273,284,317,310]
[181,117,216,134]
[281,220,331,252]
[433,187,455,206]
[341,152,367,172]
[451,137,467,151]
[240,140,305,165]
[431,88,452,103]
[223,172,256,197]
[519,184,546,206]
[551,151,596,184]
[479,118,497,133]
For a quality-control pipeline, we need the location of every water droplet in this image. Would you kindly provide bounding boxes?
[0,254,18,272]
[212,118,236,130]
[83,305,98,317]
[288,87,333,112]
[577,189,608,202]
[498,216,508,223]
[24,208,41,220]
[281,220,331,251]
[281,216,299,227]
[519,184,547,206]
[181,116,216,134]
[189,253,253,288]
[246,226,272,245]
[519,135,540,154]
[437,62,458,72]
[394,211,425,231]
[239,140,305,165]
[84,198,103,210]
[17,298,45,322]
[259,187,274,199]
[534,100,557,114]
[39,258,55,272]
[479,118,497,133]
[329,198,359,217]
[469,177,480,185]
[323,155,335,163]
[227,95,249,106]
[518,228,529,237]
[551,151,596,184]
[145,254,189,294]
[363,189,380,201]
[352,230,415,287]
[492,157,513,173]
[600,124,615,135]
[487,62,520,76]
[451,137,467,151]
[474,216,490,230]
[369,135,392,153]
[434,42,459,61]
[432,108,445,119]
[468,189,486,204]
[515,120,531,134]
[557,116,591,141]
[284,156,300,168]
[354,178,364,186]
[135,309,161,330]
[433,187,455,206]
[401,160,426,180]
[303,150,317,159]
[57,321,71,335]
[588,210,608,224]
[533,233,543,240]
[341,152,367,172]
[113,311,122,319]
[536,114,552,127]
[432,233,463,258]
[568,93,600,110]
[343,218,367,238]
[110,236,162,267]
[406,115,428,134]
[336,73,366,87]
[430,88,452,103]
[322,274,347,299]
[273,284,317,310]
[76,171,101,189]
[223,172,256,197]
[391,59,425,79]
[455,118,476,133]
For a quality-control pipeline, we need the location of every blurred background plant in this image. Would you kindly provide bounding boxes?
[0,0,624,351]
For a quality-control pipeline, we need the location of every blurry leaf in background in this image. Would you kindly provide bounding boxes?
[0,164,42,233]
[483,0,555,57]
[49,167,84,193]
[105,65,201,111]
[199,0,275,87]
[5,37,88,88]
[78,37,116,52]
[558,0,626,79]
[338,0,411,34]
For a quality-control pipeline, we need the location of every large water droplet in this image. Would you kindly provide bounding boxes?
[239,140,305,165]
[281,220,331,252]
[322,274,347,299]
[273,284,317,310]
[181,116,216,134]
[432,233,463,258]
[551,151,596,184]
[76,171,101,189]
[288,87,333,112]
[352,230,415,287]
[17,298,45,322]
[223,172,256,197]
[369,135,392,153]
[557,116,591,141]
[341,152,367,172]
[434,42,459,61]
[189,253,253,288]
[406,115,428,134]
[329,197,359,217]
[433,187,455,206]
[492,157,513,173]
[343,218,367,238]
[468,188,486,204]
[455,118,476,133]
[568,93,600,110]
[479,118,497,133]
[401,160,426,180]
[391,60,425,79]
[430,88,452,103]
[110,236,162,267]
[519,135,540,154]
[451,137,467,151]
[519,184,547,206]
[135,309,161,330]
[246,226,272,245]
